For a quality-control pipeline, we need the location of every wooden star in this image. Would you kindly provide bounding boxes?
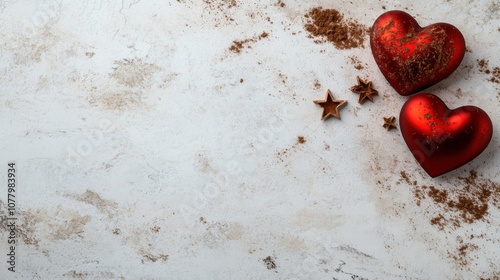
[313,89,347,120]
[350,76,378,103]
[383,116,397,130]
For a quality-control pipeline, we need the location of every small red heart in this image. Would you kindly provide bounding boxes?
[400,93,492,177]
[370,10,466,96]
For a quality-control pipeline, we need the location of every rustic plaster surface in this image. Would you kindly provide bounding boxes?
[0,0,499,279]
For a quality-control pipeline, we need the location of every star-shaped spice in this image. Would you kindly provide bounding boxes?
[313,89,347,120]
[350,76,378,103]
[383,116,397,130]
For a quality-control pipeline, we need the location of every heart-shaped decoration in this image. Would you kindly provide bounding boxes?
[370,10,466,96]
[400,93,492,177]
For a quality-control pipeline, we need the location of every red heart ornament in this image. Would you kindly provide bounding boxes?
[400,93,492,177]
[370,10,466,96]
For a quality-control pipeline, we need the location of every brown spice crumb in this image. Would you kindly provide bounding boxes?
[400,171,411,184]
[348,56,364,70]
[430,214,445,229]
[240,78,244,83]
[151,226,160,233]
[452,241,478,266]
[427,186,448,204]
[313,79,321,89]
[204,0,237,9]
[202,0,238,26]
[491,67,500,84]
[199,217,207,224]
[263,256,277,270]
[478,59,489,72]
[277,0,285,7]
[229,40,246,53]
[297,136,306,144]
[478,59,500,84]
[304,7,368,50]
[229,32,269,53]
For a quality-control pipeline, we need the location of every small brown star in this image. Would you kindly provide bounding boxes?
[350,76,378,103]
[383,116,397,130]
[313,89,347,120]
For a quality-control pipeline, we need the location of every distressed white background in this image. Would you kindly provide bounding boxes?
[0,0,499,279]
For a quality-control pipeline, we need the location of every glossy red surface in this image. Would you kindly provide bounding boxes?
[370,10,466,96]
[400,93,493,177]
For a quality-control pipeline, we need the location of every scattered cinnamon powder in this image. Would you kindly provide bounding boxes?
[204,0,237,10]
[478,59,490,73]
[399,171,412,185]
[229,32,269,53]
[297,136,306,144]
[478,59,500,84]
[304,7,369,50]
[277,0,285,7]
[391,171,500,267]
[313,79,321,89]
[450,239,478,266]
[229,41,245,53]
[398,170,500,266]
[202,0,237,25]
[348,56,365,70]
[427,186,448,204]
[492,67,500,84]
[404,170,500,229]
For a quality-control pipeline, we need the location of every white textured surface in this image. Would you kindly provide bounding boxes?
[0,0,499,279]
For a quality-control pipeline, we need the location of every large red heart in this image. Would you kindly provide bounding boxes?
[400,93,492,177]
[370,11,466,96]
